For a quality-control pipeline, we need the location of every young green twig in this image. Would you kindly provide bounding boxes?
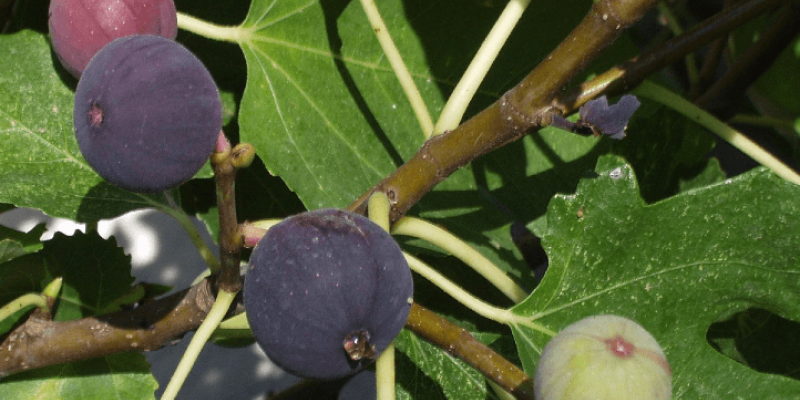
[368,192,396,400]
[0,294,48,324]
[432,0,532,136]
[392,217,528,303]
[176,12,243,43]
[403,252,551,335]
[158,194,221,274]
[0,277,63,324]
[349,0,661,222]
[359,0,433,137]
[161,288,238,400]
[634,80,800,185]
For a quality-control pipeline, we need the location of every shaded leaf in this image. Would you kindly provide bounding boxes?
[0,223,46,264]
[394,329,497,400]
[42,231,136,320]
[0,353,156,400]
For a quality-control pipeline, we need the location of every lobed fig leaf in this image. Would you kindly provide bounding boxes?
[49,0,177,78]
[534,315,671,400]
[73,35,222,193]
[244,209,413,380]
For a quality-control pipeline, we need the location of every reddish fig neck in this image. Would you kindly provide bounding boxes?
[606,335,635,358]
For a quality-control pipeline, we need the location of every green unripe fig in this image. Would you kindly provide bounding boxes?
[534,315,671,400]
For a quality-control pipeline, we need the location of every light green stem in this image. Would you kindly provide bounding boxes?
[359,0,433,137]
[161,289,238,400]
[158,199,221,274]
[217,311,250,330]
[368,192,391,232]
[176,12,244,43]
[634,81,800,185]
[375,342,397,400]
[432,0,531,135]
[403,252,512,326]
[487,380,517,400]
[404,252,554,335]
[392,217,528,303]
[0,293,48,323]
[41,277,64,302]
[367,191,396,400]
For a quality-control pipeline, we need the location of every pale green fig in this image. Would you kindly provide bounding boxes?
[534,315,671,400]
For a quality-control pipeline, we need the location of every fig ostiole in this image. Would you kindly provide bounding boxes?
[244,209,413,381]
[534,315,671,400]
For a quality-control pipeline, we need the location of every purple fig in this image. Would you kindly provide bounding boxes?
[244,209,413,380]
[73,35,221,193]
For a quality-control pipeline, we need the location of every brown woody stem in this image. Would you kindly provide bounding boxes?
[406,303,535,400]
[211,132,244,293]
[349,0,659,221]
[555,0,784,113]
[0,281,215,376]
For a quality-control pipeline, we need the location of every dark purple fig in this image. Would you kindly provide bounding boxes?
[49,0,177,78]
[74,35,221,193]
[244,209,413,381]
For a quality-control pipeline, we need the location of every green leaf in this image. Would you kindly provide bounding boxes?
[237,0,428,210]
[394,329,496,400]
[0,223,46,264]
[510,155,800,398]
[0,353,156,400]
[42,231,136,320]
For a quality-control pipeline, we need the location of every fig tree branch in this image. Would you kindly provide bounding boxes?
[406,303,535,400]
[347,0,660,221]
[0,281,215,376]
[0,0,781,383]
[347,0,780,222]
[211,132,247,293]
[556,0,784,112]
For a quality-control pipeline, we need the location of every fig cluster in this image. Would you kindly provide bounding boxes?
[49,0,178,78]
[73,35,221,193]
[534,315,672,400]
[244,209,413,380]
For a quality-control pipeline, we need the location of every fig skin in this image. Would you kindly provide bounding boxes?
[244,209,413,381]
[73,35,221,193]
[49,0,178,78]
[534,315,671,400]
